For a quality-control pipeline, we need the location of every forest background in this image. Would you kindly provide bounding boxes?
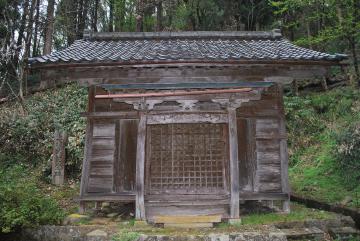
[1,0,360,235]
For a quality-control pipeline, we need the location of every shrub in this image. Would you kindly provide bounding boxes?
[335,122,360,186]
[0,84,87,177]
[0,165,65,233]
[111,231,140,241]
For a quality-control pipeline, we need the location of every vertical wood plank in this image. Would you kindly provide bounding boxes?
[228,108,240,219]
[246,118,257,192]
[52,130,67,186]
[113,120,120,193]
[145,125,151,193]
[80,86,95,198]
[278,83,291,213]
[79,120,93,197]
[88,86,95,112]
[135,113,147,220]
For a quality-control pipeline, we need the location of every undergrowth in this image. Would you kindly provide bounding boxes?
[285,86,360,208]
[0,83,87,177]
[0,165,64,233]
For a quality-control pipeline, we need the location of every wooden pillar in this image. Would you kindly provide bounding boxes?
[291,79,299,96]
[228,108,240,220]
[52,129,67,186]
[79,86,95,213]
[321,76,329,91]
[135,113,146,220]
[278,84,291,213]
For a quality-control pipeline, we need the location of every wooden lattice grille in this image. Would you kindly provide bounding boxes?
[146,123,229,194]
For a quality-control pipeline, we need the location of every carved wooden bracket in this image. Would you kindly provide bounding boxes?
[124,99,164,110]
[176,100,199,111]
[147,113,228,124]
[212,98,250,110]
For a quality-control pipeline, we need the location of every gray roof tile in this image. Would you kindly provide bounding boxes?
[29,31,347,65]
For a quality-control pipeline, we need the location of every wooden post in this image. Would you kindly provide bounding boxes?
[52,129,67,186]
[278,84,291,213]
[321,76,329,91]
[135,113,146,220]
[292,79,299,96]
[228,108,240,220]
[79,86,95,213]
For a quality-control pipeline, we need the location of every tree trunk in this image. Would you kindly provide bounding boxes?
[22,0,37,96]
[109,0,114,32]
[306,20,313,49]
[156,1,163,31]
[43,0,55,55]
[25,0,36,59]
[136,0,144,31]
[78,0,89,38]
[292,79,299,96]
[349,37,360,85]
[353,0,360,86]
[32,0,40,56]
[67,0,78,45]
[16,0,30,48]
[115,0,126,31]
[91,0,99,32]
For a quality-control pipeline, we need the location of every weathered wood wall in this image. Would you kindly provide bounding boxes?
[237,85,285,194]
[86,119,138,193]
[31,63,330,91]
[82,84,287,198]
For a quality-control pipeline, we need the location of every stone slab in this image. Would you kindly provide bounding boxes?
[329,226,360,239]
[281,227,325,240]
[164,223,213,228]
[154,215,221,224]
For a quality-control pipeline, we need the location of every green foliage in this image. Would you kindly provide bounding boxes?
[335,122,360,185]
[111,231,140,241]
[0,165,65,233]
[285,87,360,208]
[241,204,333,225]
[0,84,87,176]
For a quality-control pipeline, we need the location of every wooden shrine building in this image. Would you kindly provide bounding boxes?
[29,30,345,224]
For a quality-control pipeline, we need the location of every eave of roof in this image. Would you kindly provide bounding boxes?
[29,30,347,68]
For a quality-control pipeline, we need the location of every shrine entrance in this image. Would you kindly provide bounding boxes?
[145,123,229,195]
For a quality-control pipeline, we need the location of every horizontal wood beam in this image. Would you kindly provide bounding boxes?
[76,194,136,202]
[95,88,252,99]
[239,192,289,200]
[147,113,228,124]
[30,59,345,70]
[99,81,273,91]
[81,111,139,119]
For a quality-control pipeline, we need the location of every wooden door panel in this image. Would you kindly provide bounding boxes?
[146,123,229,195]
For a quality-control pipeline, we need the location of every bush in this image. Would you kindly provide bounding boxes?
[335,122,360,185]
[0,165,65,233]
[0,84,87,176]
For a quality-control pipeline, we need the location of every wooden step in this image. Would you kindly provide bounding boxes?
[153,215,222,224]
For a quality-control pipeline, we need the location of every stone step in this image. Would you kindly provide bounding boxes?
[164,222,214,228]
[153,215,222,224]
[280,227,325,240]
[329,226,360,240]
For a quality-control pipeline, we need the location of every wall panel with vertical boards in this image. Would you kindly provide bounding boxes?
[88,120,116,193]
[236,85,284,193]
[237,118,252,191]
[86,118,138,194]
[114,119,138,192]
[255,118,282,192]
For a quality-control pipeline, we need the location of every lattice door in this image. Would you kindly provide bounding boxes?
[146,123,229,194]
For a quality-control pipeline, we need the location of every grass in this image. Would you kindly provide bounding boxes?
[240,203,334,225]
[285,86,360,209]
[109,203,335,236]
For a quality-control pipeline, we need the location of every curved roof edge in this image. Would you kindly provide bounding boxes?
[82,29,283,41]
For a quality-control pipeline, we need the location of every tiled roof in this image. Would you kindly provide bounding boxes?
[29,31,346,65]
